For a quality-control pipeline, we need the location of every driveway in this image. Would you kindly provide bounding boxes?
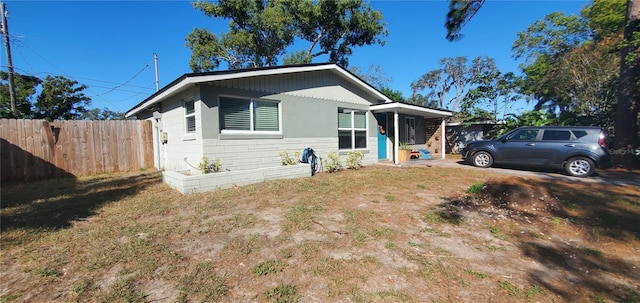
[403,158,640,187]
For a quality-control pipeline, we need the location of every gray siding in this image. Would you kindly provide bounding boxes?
[149,70,380,174]
[213,70,382,105]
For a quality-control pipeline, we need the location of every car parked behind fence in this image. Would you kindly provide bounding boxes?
[461,126,611,177]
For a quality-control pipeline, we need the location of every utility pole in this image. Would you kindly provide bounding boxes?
[153,53,159,92]
[1,2,17,117]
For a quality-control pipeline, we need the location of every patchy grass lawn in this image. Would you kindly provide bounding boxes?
[1,166,639,303]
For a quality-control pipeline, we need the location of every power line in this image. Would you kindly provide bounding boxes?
[4,65,156,93]
[9,38,157,111]
[9,37,153,91]
[89,63,151,98]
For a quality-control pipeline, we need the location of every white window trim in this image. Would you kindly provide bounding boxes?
[184,98,196,135]
[338,109,368,150]
[219,95,282,135]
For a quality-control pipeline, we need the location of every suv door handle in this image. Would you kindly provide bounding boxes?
[526,143,536,146]
[565,144,575,147]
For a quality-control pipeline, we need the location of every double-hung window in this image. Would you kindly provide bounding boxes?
[184,99,196,134]
[338,108,367,150]
[219,96,280,133]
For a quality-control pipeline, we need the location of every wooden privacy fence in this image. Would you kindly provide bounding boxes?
[1,119,154,182]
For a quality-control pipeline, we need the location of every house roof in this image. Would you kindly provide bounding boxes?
[125,63,393,118]
[370,102,453,119]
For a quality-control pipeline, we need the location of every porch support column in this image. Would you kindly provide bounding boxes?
[394,110,399,165]
[441,118,446,159]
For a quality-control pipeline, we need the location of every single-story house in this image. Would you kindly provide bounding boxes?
[125,63,452,193]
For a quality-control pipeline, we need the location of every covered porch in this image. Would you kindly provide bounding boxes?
[370,102,453,165]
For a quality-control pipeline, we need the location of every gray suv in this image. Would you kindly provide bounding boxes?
[461,126,611,177]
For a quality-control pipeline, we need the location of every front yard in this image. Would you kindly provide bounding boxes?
[1,165,638,302]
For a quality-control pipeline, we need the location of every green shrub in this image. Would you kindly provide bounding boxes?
[345,151,364,169]
[199,157,222,173]
[466,183,485,194]
[325,152,343,173]
[279,151,299,166]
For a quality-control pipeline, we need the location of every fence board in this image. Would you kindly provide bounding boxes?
[0,119,154,182]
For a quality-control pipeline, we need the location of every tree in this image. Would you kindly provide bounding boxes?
[487,109,556,138]
[186,0,387,71]
[554,40,619,127]
[512,9,620,125]
[614,0,640,167]
[186,0,295,70]
[461,72,521,121]
[33,75,91,121]
[379,87,405,102]
[411,56,500,111]
[0,72,41,118]
[285,0,387,66]
[80,108,125,120]
[349,64,392,90]
[405,93,437,108]
[445,0,485,42]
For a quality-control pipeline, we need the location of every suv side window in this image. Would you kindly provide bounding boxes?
[508,129,539,141]
[542,130,571,141]
[571,130,588,139]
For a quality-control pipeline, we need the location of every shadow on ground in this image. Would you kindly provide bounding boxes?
[1,172,162,231]
[438,177,640,302]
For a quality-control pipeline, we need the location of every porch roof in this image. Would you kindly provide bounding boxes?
[370,102,452,119]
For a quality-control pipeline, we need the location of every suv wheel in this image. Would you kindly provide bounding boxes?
[472,151,493,168]
[565,157,595,177]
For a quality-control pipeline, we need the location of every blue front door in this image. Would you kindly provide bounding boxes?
[376,113,387,159]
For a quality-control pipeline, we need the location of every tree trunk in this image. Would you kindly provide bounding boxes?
[613,0,640,168]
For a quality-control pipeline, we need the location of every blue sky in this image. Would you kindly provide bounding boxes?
[2,0,589,114]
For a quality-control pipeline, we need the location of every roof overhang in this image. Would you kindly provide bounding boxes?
[125,63,392,118]
[370,102,452,119]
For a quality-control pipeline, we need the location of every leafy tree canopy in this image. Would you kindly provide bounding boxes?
[513,1,624,131]
[410,56,503,112]
[1,72,42,119]
[445,0,485,41]
[349,64,392,90]
[186,0,387,71]
[80,108,126,120]
[2,72,125,121]
[379,87,405,102]
[33,75,91,121]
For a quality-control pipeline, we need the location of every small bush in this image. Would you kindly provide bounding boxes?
[199,157,222,173]
[279,151,298,166]
[345,151,364,169]
[325,152,343,173]
[466,183,485,194]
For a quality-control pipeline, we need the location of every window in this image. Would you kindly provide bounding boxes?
[405,117,416,144]
[508,129,538,141]
[542,130,571,141]
[338,108,367,150]
[184,99,196,133]
[571,130,588,139]
[219,96,280,133]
